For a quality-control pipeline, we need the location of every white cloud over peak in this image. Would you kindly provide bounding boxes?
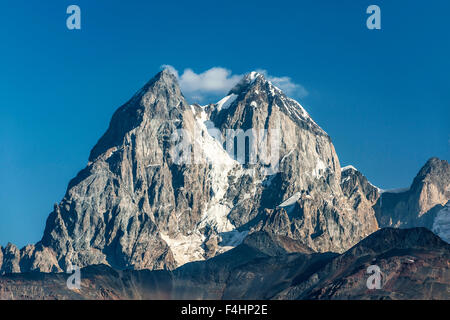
[255,69,308,98]
[161,65,308,103]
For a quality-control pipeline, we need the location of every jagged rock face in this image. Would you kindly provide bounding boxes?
[1,70,380,273]
[374,158,450,229]
[0,243,61,274]
[23,69,246,271]
[208,73,378,253]
[1,244,21,274]
[339,165,380,232]
[40,70,193,271]
[341,166,380,206]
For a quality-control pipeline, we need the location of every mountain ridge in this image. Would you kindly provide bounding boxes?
[0,69,448,278]
[1,227,448,300]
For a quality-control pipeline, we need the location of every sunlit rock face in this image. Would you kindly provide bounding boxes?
[433,202,450,243]
[374,158,450,230]
[208,72,379,253]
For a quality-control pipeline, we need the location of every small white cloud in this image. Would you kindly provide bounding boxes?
[256,69,308,98]
[161,65,308,103]
[161,65,242,103]
[179,68,242,95]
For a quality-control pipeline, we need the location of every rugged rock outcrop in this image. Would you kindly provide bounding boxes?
[1,244,21,274]
[374,158,450,230]
[207,72,379,253]
[340,165,380,230]
[0,244,61,275]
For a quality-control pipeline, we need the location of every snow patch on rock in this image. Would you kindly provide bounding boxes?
[160,232,206,266]
[312,159,327,178]
[278,192,302,207]
[341,165,357,172]
[216,94,237,111]
[162,107,250,267]
[432,202,450,243]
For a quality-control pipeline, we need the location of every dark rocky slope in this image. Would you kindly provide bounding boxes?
[1,228,448,300]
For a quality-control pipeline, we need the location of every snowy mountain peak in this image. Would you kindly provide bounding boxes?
[246,71,264,81]
[213,71,327,138]
[88,69,186,162]
[139,68,180,96]
[228,71,265,95]
[341,165,358,172]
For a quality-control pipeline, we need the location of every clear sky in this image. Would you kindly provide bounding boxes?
[0,0,449,247]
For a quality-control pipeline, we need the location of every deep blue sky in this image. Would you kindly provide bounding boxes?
[0,0,449,247]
